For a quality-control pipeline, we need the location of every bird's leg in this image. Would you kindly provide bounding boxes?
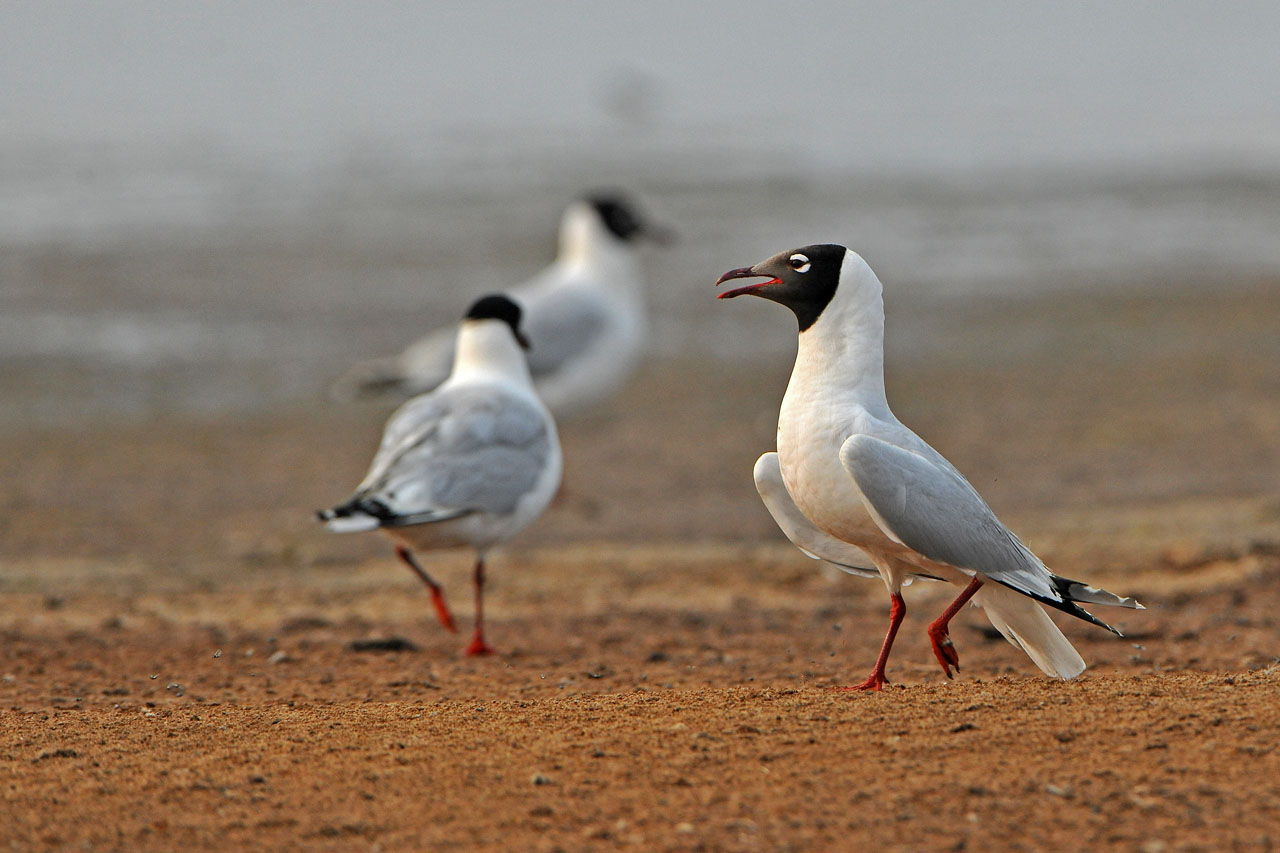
[927,575,984,678]
[464,554,495,656]
[395,545,457,633]
[839,593,906,691]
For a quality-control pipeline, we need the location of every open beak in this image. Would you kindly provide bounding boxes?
[716,265,780,299]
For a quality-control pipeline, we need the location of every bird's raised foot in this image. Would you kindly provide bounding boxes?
[464,635,495,657]
[834,672,890,692]
[927,623,961,678]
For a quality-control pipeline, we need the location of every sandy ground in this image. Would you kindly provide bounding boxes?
[2,283,1280,850]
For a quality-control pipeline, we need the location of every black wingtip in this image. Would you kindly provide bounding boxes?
[320,496,397,523]
[992,578,1124,635]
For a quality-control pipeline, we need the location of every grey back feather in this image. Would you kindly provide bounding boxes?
[358,384,551,517]
[380,293,609,391]
[839,434,1061,603]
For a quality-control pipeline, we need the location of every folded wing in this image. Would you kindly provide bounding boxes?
[839,434,1140,633]
[352,385,552,522]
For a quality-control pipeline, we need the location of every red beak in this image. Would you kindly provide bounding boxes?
[715,266,780,299]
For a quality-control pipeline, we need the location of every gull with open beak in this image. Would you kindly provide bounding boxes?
[718,244,1142,689]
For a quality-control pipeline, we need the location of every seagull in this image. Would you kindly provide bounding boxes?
[318,294,562,656]
[329,193,668,415]
[718,244,1143,689]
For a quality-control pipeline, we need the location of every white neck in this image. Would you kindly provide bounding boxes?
[557,201,633,270]
[790,251,891,414]
[450,320,534,387]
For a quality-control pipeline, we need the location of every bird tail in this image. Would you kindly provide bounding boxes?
[317,497,472,532]
[974,583,1087,680]
[315,498,384,533]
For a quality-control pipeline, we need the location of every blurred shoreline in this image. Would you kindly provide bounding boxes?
[4,163,1280,426]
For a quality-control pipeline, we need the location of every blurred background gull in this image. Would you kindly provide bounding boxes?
[0,1,1277,570]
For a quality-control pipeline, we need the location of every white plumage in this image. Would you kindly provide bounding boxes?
[318,294,561,655]
[720,244,1142,688]
[330,194,663,415]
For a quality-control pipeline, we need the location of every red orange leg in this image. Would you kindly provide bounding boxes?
[927,576,984,678]
[395,545,457,633]
[838,593,906,692]
[464,555,495,656]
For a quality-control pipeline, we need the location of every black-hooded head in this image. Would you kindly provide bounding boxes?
[465,293,530,349]
[585,192,676,245]
[715,244,847,332]
[588,193,644,241]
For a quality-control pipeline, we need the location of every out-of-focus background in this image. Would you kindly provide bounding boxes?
[3,0,1279,568]
[3,1,1279,422]
[3,2,1278,569]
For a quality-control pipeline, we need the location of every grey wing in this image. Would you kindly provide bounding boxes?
[387,282,613,386]
[838,434,1062,602]
[752,452,880,579]
[521,292,610,378]
[360,386,552,517]
[364,390,454,468]
[328,328,455,402]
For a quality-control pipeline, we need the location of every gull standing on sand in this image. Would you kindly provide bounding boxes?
[717,244,1143,689]
[318,294,562,656]
[329,193,668,415]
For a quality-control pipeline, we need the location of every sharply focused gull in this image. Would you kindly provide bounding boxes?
[318,294,562,656]
[718,244,1143,689]
[329,193,669,415]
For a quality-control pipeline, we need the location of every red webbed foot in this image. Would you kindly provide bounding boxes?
[928,623,961,678]
[835,671,890,692]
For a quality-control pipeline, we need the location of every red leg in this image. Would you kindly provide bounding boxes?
[464,554,495,656]
[927,576,984,678]
[395,545,457,633]
[838,593,906,692]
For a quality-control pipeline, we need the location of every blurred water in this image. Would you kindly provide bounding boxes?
[2,2,1279,423]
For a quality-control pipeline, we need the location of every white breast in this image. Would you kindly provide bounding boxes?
[777,370,893,552]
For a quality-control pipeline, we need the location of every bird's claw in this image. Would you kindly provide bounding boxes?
[835,672,890,692]
[928,626,962,678]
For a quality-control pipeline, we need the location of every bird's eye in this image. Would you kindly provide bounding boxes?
[789,253,811,273]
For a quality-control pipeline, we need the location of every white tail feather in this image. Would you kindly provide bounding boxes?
[974,583,1086,680]
[323,514,381,534]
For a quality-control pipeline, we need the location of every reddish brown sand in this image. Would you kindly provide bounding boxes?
[2,285,1279,850]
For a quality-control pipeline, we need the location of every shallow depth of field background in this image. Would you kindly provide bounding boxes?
[3,1,1279,429]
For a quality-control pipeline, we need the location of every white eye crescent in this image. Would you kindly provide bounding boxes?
[789,253,811,273]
